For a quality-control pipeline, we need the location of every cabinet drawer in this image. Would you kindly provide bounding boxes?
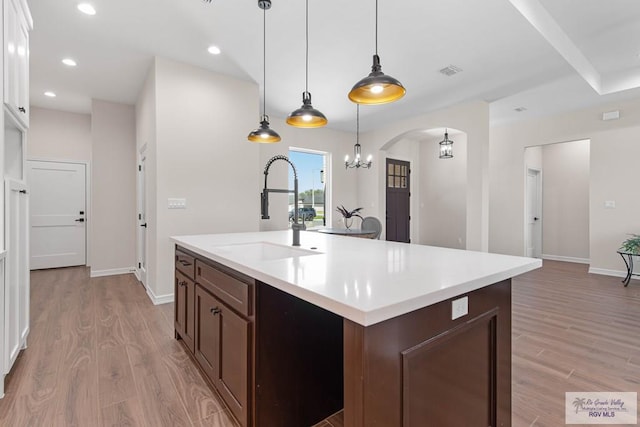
[175,250,195,279]
[196,260,253,317]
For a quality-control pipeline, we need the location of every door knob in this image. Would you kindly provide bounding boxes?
[18,107,26,113]
[210,307,221,315]
[140,223,147,228]
[534,217,539,221]
[75,218,85,222]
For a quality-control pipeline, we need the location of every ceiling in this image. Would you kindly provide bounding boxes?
[28,0,640,132]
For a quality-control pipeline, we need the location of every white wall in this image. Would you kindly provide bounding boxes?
[141,57,262,303]
[524,145,542,170]
[541,140,590,261]
[490,97,640,273]
[27,107,91,162]
[90,100,137,275]
[357,101,490,250]
[419,133,467,249]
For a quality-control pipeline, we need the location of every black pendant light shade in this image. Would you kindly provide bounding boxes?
[287,0,327,128]
[248,115,281,143]
[248,0,281,143]
[287,92,327,127]
[348,54,405,104]
[348,0,405,105]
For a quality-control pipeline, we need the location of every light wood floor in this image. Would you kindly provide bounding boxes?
[0,261,638,426]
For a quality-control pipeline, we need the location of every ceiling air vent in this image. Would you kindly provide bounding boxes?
[439,65,463,77]
[514,107,527,112]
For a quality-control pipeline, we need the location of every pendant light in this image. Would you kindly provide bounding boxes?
[439,129,454,159]
[348,0,405,105]
[248,0,281,143]
[286,0,327,127]
[345,105,372,169]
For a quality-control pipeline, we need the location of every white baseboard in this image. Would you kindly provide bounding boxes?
[90,267,137,278]
[133,269,141,281]
[146,286,174,305]
[588,267,628,278]
[542,254,590,264]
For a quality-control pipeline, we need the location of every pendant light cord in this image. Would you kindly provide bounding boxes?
[263,7,266,117]
[305,0,309,93]
[375,0,378,55]
[356,104,360,145]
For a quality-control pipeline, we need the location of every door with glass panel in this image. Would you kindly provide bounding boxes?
[386,158,410,243]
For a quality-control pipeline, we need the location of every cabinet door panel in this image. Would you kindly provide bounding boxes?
[175,271,195,352]
[217,306,249,427]
[3,0,30,128]
[174,273,187,337]
[194,285,220,383]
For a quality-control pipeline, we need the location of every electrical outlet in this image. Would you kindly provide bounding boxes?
[451,296,468,320]
[168,198,187,209]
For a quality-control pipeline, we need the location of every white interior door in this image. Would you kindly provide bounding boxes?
[525,168,542,258]
[137,152,147,286]
[28,160,86,269]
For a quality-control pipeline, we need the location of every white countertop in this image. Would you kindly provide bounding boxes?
[172,230,541,326]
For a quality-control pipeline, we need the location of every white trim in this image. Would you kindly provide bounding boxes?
[20,326,29,349]
[542,254,590,264]
[524,166,542,258]
[146,286,174,305]
[133,269,141,281]
[136,145,147,287]
[588,267,628,278]
[90,267,136,278]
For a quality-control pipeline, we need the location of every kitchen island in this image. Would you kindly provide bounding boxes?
[172,230,541,427]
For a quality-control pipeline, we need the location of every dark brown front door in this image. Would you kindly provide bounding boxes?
[386,158,410,243]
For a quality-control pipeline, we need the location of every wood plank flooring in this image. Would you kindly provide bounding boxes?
[0,267,236,427]
[0,260,638,426]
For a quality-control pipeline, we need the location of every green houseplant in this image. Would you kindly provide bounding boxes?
[620,234,640,254]
[336,205,363,229]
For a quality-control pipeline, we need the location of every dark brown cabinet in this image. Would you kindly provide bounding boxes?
[174,251,195,353]
[175,246,253,427]
[175,244,511,427]
[195,285,249,426]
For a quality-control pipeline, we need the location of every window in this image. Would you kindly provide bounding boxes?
[288,149,328,228]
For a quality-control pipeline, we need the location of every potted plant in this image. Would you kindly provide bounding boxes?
[620,234,640,255]
[336,205,363,229]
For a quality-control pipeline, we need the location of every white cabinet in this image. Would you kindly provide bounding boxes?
[3,0,31,129]
[3,180,28,359]
[0,0,31,398]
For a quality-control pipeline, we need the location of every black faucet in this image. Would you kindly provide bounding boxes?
[261,155,305,246]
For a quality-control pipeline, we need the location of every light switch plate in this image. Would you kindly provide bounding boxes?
[604,200,616,209]
[451,296,469,320]
[168,198,186,209]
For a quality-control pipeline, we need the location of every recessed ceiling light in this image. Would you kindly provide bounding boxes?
[62,58,77,67]
[77,3,96,15]
[207,45,221,55]
[514,107,528,112]
[44,91,57,98]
